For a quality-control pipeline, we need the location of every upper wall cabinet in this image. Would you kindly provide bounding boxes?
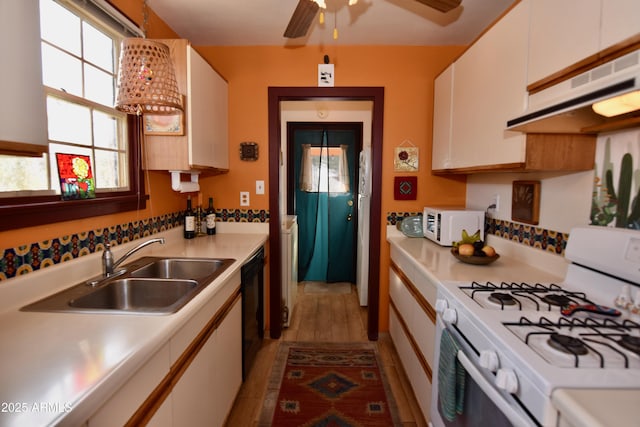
[450,0,529,170]
[527,0,600,86]
[432,0,597,174]
[0,0,48,156]
[432,1,528,171]
[528,0,640,86]
[600,0,640,51]
[432,64,454,169]
[144,39,229,172]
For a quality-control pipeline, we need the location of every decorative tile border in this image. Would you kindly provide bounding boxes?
[386,211,568,256]
[0,209,270,282]
[218,208,270,223]
[487,218,568,255]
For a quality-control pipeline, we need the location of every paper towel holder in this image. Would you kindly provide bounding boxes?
[170,171,200,193]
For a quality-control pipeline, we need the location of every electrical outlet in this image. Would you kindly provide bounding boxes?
[490,194,500,212]
[256,180,265,195]
[240,191,250,206]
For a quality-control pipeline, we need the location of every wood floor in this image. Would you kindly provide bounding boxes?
[225,283,428,426]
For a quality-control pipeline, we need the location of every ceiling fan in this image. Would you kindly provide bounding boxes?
[284,0,462,39]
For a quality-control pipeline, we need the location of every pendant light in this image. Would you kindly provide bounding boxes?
[115,0,182,115]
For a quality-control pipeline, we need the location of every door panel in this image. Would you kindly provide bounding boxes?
[292,125,358,283]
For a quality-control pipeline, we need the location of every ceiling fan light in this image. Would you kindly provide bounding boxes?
[592,90,640,117]
[314,0,326,9]
[348,0,358,5]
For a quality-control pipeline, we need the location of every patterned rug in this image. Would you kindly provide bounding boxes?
[259,342,401,426]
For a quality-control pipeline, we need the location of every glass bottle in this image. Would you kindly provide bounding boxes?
[184,196,196,239]
[206,197,216,235]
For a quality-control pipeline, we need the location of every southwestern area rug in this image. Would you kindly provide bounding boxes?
[259,342,401,426]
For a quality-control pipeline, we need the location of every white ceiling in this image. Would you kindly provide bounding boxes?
[146,0,516,46]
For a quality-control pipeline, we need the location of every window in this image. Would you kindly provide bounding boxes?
[299,145,351,193]
[0,0,146,231]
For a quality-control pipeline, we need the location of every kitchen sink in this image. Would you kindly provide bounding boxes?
[129,258,230,280]
[21,257,235,315]
[68,278,198,313]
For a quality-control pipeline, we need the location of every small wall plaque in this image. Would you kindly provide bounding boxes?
[240,142,259,161]
[394,176,417,200]
[512,180,540,225]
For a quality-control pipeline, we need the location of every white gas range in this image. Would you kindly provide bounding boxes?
[431,227,640,427]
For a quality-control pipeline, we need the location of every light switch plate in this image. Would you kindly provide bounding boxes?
[256,180,265,195]
[240,191,250,206]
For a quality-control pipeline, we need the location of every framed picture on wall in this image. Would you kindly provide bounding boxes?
[143,112,184,135]
[512,180,540,225]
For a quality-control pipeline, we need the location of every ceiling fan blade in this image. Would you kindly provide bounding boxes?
[284,0,320,38]
[414,0,462,13]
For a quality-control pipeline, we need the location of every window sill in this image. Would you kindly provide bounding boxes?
[0,194,148,232]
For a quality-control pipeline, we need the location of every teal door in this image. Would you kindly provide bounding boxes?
[291,124,359,283]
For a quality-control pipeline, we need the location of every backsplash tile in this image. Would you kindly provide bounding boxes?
[387,211,568,255]
[0,209,269,281]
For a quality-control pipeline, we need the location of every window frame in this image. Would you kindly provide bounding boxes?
[0,116,146,232]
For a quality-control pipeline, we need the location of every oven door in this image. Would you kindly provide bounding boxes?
[430,316,536,427]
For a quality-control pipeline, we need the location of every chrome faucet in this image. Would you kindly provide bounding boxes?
[102,238,165,277]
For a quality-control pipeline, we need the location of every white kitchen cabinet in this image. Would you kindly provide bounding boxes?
[527,0,601,86]
[144,39,229,172]
[431,1,597,174]
[432,64,454,170]
[88,343,172,427]
[388,246,438,423]
[600,0,640,51]
[171,300,242,427]
[0,0,48,155]
[528,0,640,86]
[448,0,528,169]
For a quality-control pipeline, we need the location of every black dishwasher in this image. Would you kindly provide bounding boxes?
[241,247,264,380]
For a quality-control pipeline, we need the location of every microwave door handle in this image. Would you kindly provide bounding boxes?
[456,350,534,427]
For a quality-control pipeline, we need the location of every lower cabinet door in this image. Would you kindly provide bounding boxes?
[172,299,242,427]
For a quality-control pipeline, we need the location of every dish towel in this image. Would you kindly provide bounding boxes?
[438,328,467,421]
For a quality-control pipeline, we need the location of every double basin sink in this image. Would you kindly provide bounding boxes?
[21,257,235,315]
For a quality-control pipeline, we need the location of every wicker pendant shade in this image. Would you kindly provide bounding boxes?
[115,38,182,115]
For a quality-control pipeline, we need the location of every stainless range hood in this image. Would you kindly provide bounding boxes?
[507,49,640,134]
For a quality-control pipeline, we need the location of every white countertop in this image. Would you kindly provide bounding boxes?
[552,389,640,427]
[387,226,567,285]
[0,226,267,427]
[387,226,640,427]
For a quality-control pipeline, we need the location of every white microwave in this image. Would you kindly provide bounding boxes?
[422,207,485,246]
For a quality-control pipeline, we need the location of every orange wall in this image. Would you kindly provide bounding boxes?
[195,44,467,330]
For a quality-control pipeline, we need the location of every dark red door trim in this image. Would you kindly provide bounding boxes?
[268,87,384,341]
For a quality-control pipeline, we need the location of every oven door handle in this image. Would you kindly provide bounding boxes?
[456,349,533,427]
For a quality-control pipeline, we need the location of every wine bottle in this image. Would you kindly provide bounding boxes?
[184,196,196,239]
[206,197,216,235]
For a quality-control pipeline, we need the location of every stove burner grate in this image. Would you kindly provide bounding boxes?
[505,316,640,368]
[619,335,640,355]
[548,333,589,355]
[488,292,517,306]
[541,294,572,307]
[462,281,592,311]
